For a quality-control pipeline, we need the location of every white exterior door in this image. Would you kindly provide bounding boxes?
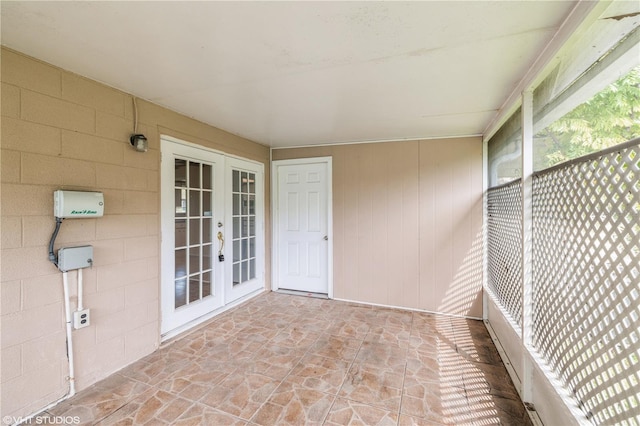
[273,158,331,295]
[224,157,265,303]
[161,139,225,335]
[161,137,264,337]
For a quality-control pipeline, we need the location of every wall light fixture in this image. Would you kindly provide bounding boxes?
[129,97,147,152]
[130,134,148,152]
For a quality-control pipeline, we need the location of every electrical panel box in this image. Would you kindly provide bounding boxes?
[54,190,104,218]
[57,245,93,272]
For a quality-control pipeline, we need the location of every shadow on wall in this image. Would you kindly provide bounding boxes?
[434,197,483,318]
[436,229,483,317]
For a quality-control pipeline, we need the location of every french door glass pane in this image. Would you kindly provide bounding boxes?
[175,220,187,247]
[233,194,240,215]
[233,171,240,192]
[233,240,240,262]
[189,247,200,272]
[241,239,248,259]
[175,249,186,278]
[189,219,200,245]
[241,194,248,215]
[175,160,187,187]
[202,192,212,216]
[241,261,248,282]
[174,158,215,309]
[202,272,211,297]
[233,217,240,239]
[189,276,200,303]
[203,245,212,270]
[202,165,212,190]
[250,259,256,280]
[233,263,240,285]
[189,190,200,215]
[240,217,245,237]
[231,169,257,286]
[241,172,248,192]
[175,278,187,308]
[189,162,200,188]
[202,219,212,244]
[175,189,186,217]
[248,195,255,215]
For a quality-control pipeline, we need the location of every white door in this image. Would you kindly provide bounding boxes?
[161,140,225,334]
[224,157,265,303]
[273,158,331,295]
[161,138,265,336]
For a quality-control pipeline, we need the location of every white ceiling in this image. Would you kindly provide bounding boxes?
[1,1,581,148]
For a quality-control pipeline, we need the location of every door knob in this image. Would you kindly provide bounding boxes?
[323,235,328,241]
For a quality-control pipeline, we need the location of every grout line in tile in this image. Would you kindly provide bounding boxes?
[319,395,337,425]
[247,309,335,425]
[302,310,351,410]
[42,292,530,425]
[326,329,368,423]
[394,312,416,425]
[248,359,300,422]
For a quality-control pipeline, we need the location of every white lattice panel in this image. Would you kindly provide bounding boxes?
[532,141,640,425]
[487,179,523,327]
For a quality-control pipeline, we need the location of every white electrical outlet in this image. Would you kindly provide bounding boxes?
[73,309,90,329]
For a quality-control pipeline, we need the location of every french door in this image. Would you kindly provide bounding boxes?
[224,157,264,304]
[161,137,264,336]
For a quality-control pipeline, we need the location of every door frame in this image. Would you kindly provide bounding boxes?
[160,135,266,340]
[271,156,333,298]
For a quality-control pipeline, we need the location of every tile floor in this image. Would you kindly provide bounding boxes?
[43,292,532,425]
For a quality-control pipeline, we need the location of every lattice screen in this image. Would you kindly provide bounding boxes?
[487,179,523,327]
[532,141,640,425]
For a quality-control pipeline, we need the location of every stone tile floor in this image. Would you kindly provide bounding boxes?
[43,292,532,425]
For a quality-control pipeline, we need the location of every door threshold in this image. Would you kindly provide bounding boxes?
[275,289,329,299]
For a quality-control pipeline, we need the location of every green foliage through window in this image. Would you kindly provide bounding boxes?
[534,66,640,170]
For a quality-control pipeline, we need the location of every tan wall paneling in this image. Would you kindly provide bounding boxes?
[0,47,270,419]
[272,136,482,317]
[418,138,483,317]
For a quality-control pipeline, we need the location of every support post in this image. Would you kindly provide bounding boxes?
[521,90,534,403]
[482,137,489,321]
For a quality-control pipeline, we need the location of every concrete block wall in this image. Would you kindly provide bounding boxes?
[0,47,269,419]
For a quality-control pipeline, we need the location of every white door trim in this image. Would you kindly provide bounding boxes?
[162,134,264,167]
[271,157,333,298]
